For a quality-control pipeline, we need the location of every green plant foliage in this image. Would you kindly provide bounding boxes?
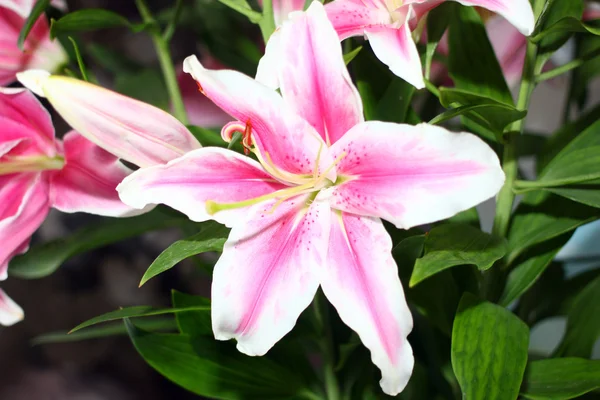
[17,0,50,50]
[140,222,229,286]
[410,223,507,287]
[452,294,529,400]
[521,358,600,400]
[8,209,190,279]
[125,320,312,399]
[50,9,148,37]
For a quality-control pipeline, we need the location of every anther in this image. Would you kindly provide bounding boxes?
[243,121,253,155]
[196,81,205,95]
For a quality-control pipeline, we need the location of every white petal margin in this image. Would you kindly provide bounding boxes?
[321,212,413,396]
[0,288,24,326]
[117,147,287,228]
[211,195,330,356]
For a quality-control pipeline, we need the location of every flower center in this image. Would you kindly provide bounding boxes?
[384,0,408,23]
[0,155,65,176]
[207,133,346,215]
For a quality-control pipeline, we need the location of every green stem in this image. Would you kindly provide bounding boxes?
[483,39,539,301]
[258,0,276,43]
[314,292,340,400]
[492,39,538,238]
[536,47,600,83]
[135,0,189,125]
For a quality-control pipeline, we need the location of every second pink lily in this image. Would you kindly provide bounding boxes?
[118,2,504,395]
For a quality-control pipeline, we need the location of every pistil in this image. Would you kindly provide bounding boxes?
[0,155,64,176]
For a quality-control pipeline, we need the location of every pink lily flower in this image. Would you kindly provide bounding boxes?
[259,0,307,26]
[0,87,145,323]
[323,0,535,88]
[0,0,68,85]
[117,2,504,395]
[0,287,23,326]
[17,70,202,168]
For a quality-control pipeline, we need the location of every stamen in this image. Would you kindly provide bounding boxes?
[196,81,205,95]
[243,121,253,155]
[0,155,64,176]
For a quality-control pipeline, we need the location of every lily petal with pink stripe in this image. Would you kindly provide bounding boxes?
[319,0,534,88]
[0,288,24,326]
[16,70,201,168]
[118,2,504,395]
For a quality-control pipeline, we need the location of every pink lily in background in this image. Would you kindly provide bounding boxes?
[0,287,23,326]
[259,0,306,26]
[17,70,201,168]
[323,0,535,88]
[117,2,504,395]
[0,87,149,324]
[0,0,67,85]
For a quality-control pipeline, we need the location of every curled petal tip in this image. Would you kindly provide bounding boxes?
[0,290,24,327]
[17,69,51,97]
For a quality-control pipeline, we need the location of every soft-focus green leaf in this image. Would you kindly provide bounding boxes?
[547,182,600,208]
[425,3,451,79]
[217,0,262,23]
[115,69,168,109]
[125,321,310,399]
[531,17,600,43]
[499,234,571,307]
[536,119,600,187]
[521,358,600,400]
[171,290,212,336]
[535,0,584,65]
[8,209,188,279]
[67,36,88,81]
[538,103,600,172]
[32,318,177,345]
[410,223,507,287]
[376,78,415,124]
[343,46,362,65]
[555,274,600,358]
[438,88,526,137]
[140,222,228,286]
[452,294,529,400]
[446,207,480,227]
[187,125,245,153]
[447,4,512,104]
[571,35,600,110]
[71,305,210,333]
[17,0,50,50]
[506,191,599,264]
[50,9,147,37]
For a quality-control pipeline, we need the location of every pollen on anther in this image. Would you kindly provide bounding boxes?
[196,81,205,95]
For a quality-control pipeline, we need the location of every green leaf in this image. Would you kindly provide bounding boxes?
[531,17,600,43]
[18,0,50,50]
[32,318,177,345]
[447,4,512,105]
[140,222,228,286]
[438,88,526,137]
[375,78,415,124]
[50,9,147,37]
[570,35,600,110]
[70,305,210,334]
[538,103,600,172]
[555,274,600,358]
[8,209,188,279]
[125,321,310,399]
[547,183,600,208]
[452,294,529,400]
[499,234,571,307]
[425,3,451,80]
[410,223,507,287]
[521,358,600,400]
[343,46,362,66]
[506,191,599,264]
[535,0,585,65]
[536,119,600,187]
[186,125,245,153]
[171,291,212,336]
[216,0,262,23]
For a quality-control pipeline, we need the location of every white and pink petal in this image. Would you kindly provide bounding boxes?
[212,195,329,355]
[48,131,146,217]
[327,121,505,229]
[324,0,392,40]
[275,1,364,145]
[117,147,288,227]
[0,172,50,279]
[322,212,413,395]
[0,288,24,326]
